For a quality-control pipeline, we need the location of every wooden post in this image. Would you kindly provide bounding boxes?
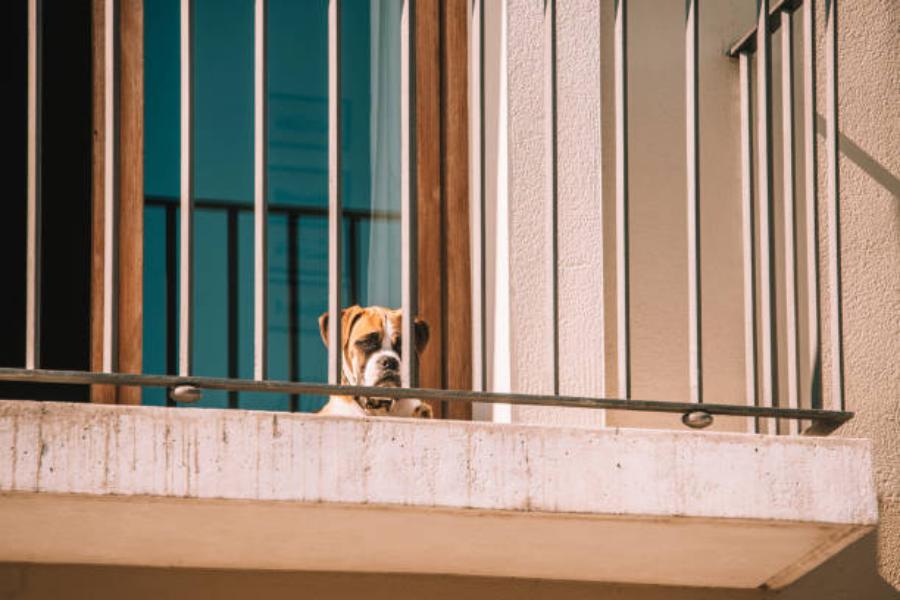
[91,0,143,404]
[416,0,472,420]
[416,0,444,417]
[442,0,472,420]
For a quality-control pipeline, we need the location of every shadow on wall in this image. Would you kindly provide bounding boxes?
[0,533,896,600]
[817,114,900,203]
[778,530,898,599]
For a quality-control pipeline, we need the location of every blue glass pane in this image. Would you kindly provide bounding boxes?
[144,0,400,411]
[142,205,168,406]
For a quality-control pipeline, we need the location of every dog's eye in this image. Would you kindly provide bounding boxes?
[356,335,380,352]
[392,338,401,356]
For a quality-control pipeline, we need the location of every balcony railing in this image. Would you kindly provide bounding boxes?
[144,195,399,411]
[5,0,851,435]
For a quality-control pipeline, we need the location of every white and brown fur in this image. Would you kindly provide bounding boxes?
[317,305,432,418]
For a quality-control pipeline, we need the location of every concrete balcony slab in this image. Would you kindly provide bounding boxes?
[0,401,877,589]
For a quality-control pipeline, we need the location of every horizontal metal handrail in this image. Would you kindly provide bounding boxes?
[145,195,400,221]
[728,0,801,57]
[0,368,852,433]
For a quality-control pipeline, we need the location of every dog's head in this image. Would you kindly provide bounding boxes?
[318,305,429,387]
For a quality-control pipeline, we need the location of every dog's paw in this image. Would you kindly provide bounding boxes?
[412,403,433,419]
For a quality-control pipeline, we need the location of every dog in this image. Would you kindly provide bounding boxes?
[317,305,433,418]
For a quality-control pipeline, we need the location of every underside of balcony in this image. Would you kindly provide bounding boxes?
[0,400,877,590]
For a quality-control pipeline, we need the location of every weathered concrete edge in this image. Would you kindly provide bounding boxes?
[0,400,879,525]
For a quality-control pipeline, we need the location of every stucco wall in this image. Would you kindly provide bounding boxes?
[486,0,899,594]
[826,0,900,591]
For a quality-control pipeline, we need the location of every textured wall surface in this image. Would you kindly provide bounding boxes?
[503,0,605,427]
[492,0,899,594]
[824,0,900,593]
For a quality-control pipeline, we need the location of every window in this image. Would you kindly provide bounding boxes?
[143,0,403,410]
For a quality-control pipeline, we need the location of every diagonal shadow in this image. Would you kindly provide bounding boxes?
[817,113,900,201]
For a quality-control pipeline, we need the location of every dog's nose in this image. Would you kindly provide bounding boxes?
[378,355,399,371]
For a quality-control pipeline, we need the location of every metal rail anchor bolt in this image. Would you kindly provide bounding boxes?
[682,410,714,429]
[169,385,203,403]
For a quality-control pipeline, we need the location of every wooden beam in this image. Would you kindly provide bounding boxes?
[442,0,472,420]
[117,0,144,404]
[91,0,143,404]
[416,0,444,418]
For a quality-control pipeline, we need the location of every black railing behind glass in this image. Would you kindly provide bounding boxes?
[145,195,399,410]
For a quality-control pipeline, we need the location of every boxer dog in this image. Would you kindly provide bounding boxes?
[317,305,433,418]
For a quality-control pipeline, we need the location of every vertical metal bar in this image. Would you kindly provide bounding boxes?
[227,208,239,409]
[287,214,299,412]
[179,0,194,376]
[781,8,799,433]
[165,204,177,407]
[825,0,844,412]
[685,0,702,404]
[26,0,42,370]
[803,0,821,410]
[254,0,268,381]
[545,0,559,395]
[400,0,418,388]
[756,0,778,434]
[614,0,630,399]
[739,52,759,434]
[102,0,119,374]
[328,0,343,385]
[469,0,486,393]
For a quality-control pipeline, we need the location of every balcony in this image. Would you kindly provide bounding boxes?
[0,398,876,589]
[3,0,894,594]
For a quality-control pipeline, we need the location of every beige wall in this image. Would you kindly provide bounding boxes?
[484,0,899,594]
[827,0,900,591]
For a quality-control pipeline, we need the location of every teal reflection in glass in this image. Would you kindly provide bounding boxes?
[143,0,400,411]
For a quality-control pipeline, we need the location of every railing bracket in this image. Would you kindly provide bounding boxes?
[682,410,714,429]
[169,385,202,404]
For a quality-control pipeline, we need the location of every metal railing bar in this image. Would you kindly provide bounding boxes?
[739,51,759,434]
[825,0,844,412]
[802,0,821,411]
[327,0,343,386]
[781,8,800,434]
[400,0,418,388]
[26,0,42,370]
[102,0,119,374]
[729,0,802,57]
[146,196,399,221]
[179,0,194,377]
[253,0,268,381]
[0,368,853,427]
[287,213,300,412]
[756,0,778,435]
[614,0,631,399]
[686,0,702,404]
[545,0,560,396]
[469,0,486,393]
[227,208,239,409]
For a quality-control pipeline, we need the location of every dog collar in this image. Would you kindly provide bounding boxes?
[355,396,395,412]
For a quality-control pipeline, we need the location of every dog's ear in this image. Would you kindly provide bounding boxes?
[414,317,429,354]
[319,305,364,347]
